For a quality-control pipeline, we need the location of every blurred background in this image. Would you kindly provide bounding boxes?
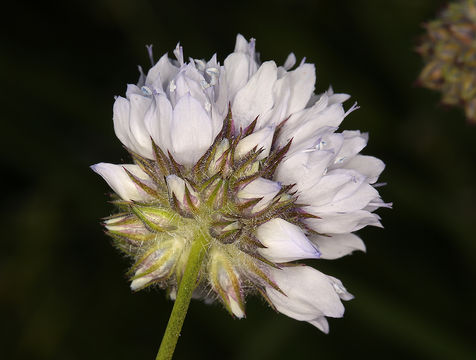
[2,0,476,359]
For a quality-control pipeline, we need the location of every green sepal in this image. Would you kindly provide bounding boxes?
[233,146,263,178]
[243,255,285,296]
[167,150,184,176]
[126,146,165,188]
[240,233,267,249]
[235,197,263,212]
[107,229,153,245]
[184,184,199,213]
[259,139,292,179]
[123,167,168,204]
[220,104,234,140]
[242,250,281,270]
[242,116,258,137]
[151,139,172,176]
[130,253,173,281]
[256,287,278,311]
[205,178,224,209]
[209,250,246,318]
[130,204,179,232]
[270,115,291,151]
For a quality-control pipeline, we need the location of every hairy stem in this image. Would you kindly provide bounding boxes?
[155,229,209,360]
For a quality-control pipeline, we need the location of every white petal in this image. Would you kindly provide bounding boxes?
[170,95,213,166]
[235,126,275,159]
[328,92,351,105]
[237,177,281,212]
[234,33,249,53]
[286,126,343,157]
[256,218,320,262]
[275,149,334,193]
[229,297,245,318]
[113,96,134,150]
[224,52,250,102]
[166,175,185,203]
[305,210,382,234]
[266,266,345,329]
[308,317,329,333]
[283,53,296,70]
[258,89,290,128]
[130,276,151,291]
[128,94,154,158]
[143,61,164,93]
[327,276,354,301]
[144,94,173,153]
[149,53,180,90]
[233,34,258,75]
[318,183,379,213]
[91,163,150,201]
[300,170,354,205]
[173,43,184,65]
[332,130,368,165]
[341,155,385,184]
[278,102,346,149]
[310,233,366,260]
[210,105,226,139]
[300,169,379,212]
[126,84,143,99]
[232,61,277,130]
[213,66,229,117]
[283,63,316,116]
[172,64,209,108]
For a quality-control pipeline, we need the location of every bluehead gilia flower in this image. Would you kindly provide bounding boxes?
[92,34,389,333]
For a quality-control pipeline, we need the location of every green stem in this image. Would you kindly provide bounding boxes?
[155,229,209,360]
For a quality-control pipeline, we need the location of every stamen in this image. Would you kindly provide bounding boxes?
[345,102,360,117]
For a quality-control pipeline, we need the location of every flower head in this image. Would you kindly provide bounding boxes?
[92,34,388,332]
[417,0,476,123]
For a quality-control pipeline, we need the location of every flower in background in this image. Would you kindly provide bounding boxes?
[92,34,389,333]
[417,0,476,123]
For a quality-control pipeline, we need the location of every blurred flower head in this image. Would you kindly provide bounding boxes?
[92,34,389,333]
[417,0,476,123]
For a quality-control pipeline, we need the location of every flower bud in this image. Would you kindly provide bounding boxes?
[104,214,153,243]
[166,175,200,214]
[130,205,179,232]
[209,249,245,318]
[130,237,184,291]
[208,139,230,177]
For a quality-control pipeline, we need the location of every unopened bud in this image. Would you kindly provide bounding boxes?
[130,205,178,232]
[166,175,200,214]
[208,139,230,177]
[104,214,153,243]
[209,250,245,318]
[130,237,184,291]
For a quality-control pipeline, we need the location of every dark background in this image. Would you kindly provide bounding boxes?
[2,0,476,359]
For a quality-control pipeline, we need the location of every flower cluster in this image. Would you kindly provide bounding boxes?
[417,0,476,123]
[92,34,388,333]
